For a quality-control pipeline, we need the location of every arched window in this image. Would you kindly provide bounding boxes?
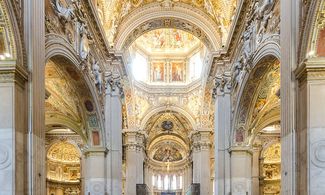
[172,175,177,189]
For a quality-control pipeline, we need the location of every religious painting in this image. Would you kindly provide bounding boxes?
[92,131,100,146]
[171,62,185,82]
[317,28,325,56]
[151,61,165,82]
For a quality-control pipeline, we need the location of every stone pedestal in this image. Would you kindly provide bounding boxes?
[192,131,211,195]
[295,59,325,194]
[124,130,145,195]
[84,149,107,195]
[214,90,231,195]
[230,147,252,195]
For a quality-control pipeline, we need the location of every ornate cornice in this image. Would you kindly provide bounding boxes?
[295,57,325,84]
[0,62,28,87]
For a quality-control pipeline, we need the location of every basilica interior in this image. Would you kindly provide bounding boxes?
[0,0,325,195]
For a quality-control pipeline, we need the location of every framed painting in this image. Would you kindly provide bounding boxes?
[151,61,165,82]
[171,61,185,82]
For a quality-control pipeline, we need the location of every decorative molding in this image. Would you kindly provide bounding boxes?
[0,143,11,170]
[311,140,325,168]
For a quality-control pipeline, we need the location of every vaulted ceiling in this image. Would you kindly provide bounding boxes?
[95,0,237,45]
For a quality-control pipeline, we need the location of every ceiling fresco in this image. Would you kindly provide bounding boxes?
[144,112,192,144]
[45,60,82,123]
[153,144,183,162]
[95,0,237,45]
[134,29,200,55]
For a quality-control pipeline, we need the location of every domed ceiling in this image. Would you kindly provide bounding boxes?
[95,0,237,45]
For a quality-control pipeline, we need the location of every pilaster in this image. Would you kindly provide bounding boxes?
[229,146,252,195]
[123,130,146,195]
[280,0,299,194]
[105,71,123,195]
[83,148,107,195]
[213,74,231,195]
[0,64,28,194]
[294,58,325,194]
[191,130,212,195]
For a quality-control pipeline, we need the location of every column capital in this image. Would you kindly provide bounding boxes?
[104,71,124,98]
[191,130,211,151]
[295,57,325,84]
[0,63,28,87]
[123,130,146,152]
[212,72,232,98]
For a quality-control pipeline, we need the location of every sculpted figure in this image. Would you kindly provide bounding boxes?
[51,0,75,23]
[92,60,103,94]
[79,22,91,60]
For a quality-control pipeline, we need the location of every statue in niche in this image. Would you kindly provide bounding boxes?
[51,0,75,23]
[92,60,103,94]
[232,61,243,87]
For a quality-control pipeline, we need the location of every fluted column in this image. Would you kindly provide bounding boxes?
[229,147,252,195]
[192,130,211,195]
[84,148,107,194]
[213,74,231,195]
[280,0,299,194]
[124,130,146,195]
[105,72,123,195]
[23,0,46,194]
[294,59,325,194]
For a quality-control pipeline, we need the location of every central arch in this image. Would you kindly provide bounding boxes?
[114,3,221,51]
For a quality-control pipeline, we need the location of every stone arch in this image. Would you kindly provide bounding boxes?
[0,0,23,65]
[232,52,280,146]
[114,3,221,51]
[140,105,197,131]
[45,37,105,146]
[299,0,325,59]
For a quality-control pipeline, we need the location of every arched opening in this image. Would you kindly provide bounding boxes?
[44,55,103,195]
[46,140,82,195]
[232,55,281,194]
[142,111,193,195]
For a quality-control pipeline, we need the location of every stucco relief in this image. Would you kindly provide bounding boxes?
[311,140,325,168]
[0,143,11,170]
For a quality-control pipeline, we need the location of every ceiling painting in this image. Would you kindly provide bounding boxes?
[134,29,200,55]
[95,0,237,45]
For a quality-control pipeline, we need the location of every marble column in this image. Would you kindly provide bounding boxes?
[280,0,299,194]
[213,80,231,195]
[230,147,252,195]
[105,72,123,195]
[295,59,325,194]
[192,130,211,195]
[124,130,145,195]
[84,149,107,195]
